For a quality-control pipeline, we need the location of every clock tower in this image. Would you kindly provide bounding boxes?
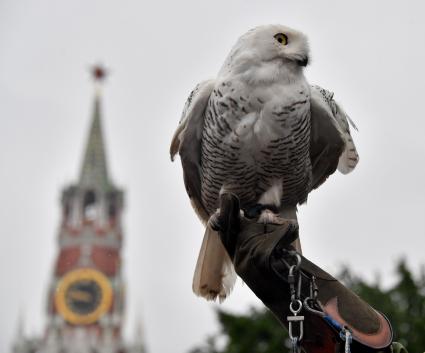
[12,67,145,353]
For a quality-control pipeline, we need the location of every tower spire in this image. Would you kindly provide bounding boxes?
[79,65,110,190]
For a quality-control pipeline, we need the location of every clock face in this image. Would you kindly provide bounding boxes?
[66,279,102,315]
[55,268,113,325]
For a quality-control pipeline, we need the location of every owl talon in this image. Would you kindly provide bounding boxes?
[259,209,290,225]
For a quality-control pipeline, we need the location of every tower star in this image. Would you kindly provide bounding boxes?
[91,64,108,82]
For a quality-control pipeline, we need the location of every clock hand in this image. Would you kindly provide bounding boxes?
[68,290,93,303]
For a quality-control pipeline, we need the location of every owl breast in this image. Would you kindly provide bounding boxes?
[200,78,312,215]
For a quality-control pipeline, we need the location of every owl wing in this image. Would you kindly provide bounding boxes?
[170,79,216,223]
[309,85,359,189]
[171,80,237,301]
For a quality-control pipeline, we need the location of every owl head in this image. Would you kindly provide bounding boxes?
[221,24,310,75]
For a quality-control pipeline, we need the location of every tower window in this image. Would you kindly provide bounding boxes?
[83,190,97,220]
[64,203,71,218]
[108,204,117,219]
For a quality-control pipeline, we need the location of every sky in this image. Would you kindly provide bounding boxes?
[1,1,424,352]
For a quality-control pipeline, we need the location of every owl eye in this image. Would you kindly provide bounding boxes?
[274,33,288,45]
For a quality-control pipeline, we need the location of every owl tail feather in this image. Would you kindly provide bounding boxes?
[192,224,237,302]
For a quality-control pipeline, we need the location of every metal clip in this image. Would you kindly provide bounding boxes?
[339,327,352,353]
[303,297,325,317]
[290,337,300,353]
[287,315,304,341]
[288,266,296,301]
[288,298,304,341]
[290,299,302,315]
[311,275,318,300]
[287,251,302,270]
[284,250,304,353]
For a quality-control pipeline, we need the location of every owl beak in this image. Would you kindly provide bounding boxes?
[296,56,309,67]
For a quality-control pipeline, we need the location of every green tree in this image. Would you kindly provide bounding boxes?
[190,260,424,353]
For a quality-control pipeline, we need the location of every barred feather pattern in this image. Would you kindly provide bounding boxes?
[312,85,359,174]
[200,79,312,214]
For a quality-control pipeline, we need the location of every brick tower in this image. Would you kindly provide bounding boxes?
[12,67,145,353]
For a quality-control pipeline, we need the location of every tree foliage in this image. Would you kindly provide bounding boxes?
[190,260,424,353]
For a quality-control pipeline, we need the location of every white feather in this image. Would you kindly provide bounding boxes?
[192,224,237,302]
[258,179,283,207]
[334,104,359,174]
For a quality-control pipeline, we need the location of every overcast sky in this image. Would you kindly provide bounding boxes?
[1,1,425,353]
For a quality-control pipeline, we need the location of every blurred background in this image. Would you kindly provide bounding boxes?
[1,1,424,352]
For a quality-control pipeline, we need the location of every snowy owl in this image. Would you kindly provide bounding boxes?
[170,24,358,301]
